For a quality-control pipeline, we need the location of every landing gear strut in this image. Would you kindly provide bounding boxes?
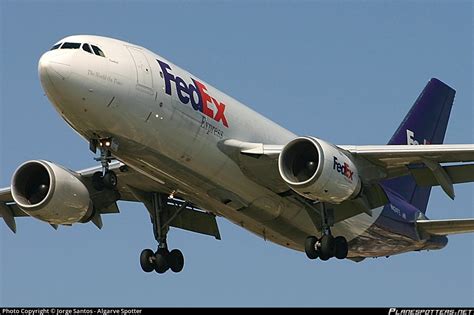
[304,203,348,261]
[140,193,185,274]
[91,138,117,191]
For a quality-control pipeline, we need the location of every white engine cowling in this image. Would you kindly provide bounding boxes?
[11,160,92,225]
[278,137,361,203]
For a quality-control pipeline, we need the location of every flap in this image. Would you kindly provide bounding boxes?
[166,206,221,240]
[410,164,474,186]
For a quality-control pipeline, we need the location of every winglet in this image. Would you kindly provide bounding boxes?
[0,204,16,233]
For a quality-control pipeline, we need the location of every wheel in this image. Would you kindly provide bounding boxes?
[304,236,319,260]
[320,235,335,260]
[168,249,184,273]
[92,171,104,191]
[334,236,348,259]
[140,249,155,273]
[154,248,170,274]
[103,171,117,189]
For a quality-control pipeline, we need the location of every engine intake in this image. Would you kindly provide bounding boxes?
[11,160,92,224]
[278,137,361,203]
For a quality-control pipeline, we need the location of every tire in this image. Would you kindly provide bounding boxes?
[92,171,104,191]
[304,236,319,260]
[334,236,348,259]
[319,251,330,261]
[320,235,335,260]
[140,249,155,273]
[168,249,184,273]
[103,171,117,189]
[154,248,169,274]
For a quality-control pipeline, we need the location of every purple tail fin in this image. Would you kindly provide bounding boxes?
[383,78,456,213]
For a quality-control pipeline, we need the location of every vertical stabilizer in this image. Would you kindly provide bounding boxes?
[384,78,455,213]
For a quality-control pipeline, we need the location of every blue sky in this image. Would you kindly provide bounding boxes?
[0,0,473,307]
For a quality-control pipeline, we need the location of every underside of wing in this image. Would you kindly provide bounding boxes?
[0,162,221,239]
[342,144,474,200]
[410,164,474,186]
[340,144,474,172]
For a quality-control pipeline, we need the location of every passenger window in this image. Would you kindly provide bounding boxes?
[91,45,106,57]
[61,42,81,49]
[50,43,62,50]
[82,43,93,54]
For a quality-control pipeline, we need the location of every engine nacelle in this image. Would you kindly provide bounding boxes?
[278,137,361,203]
[11,160,92,225]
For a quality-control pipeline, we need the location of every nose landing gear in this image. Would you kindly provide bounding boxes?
[90,138,117,191]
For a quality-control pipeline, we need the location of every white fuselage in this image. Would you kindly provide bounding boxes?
[38,35,381,253]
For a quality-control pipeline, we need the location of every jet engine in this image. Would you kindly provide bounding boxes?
[11,160,93,224]
[278,137,361,203]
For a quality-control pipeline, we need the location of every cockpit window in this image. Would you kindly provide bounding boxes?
[61,42,81,49]
[50,43,62,50]
[54,41,105,57]
[91,45,106,57]
[82,43,93,54]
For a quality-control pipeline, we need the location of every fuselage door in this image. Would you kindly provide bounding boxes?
[127,46,153,92]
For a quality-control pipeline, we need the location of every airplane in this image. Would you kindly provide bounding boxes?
[1,35,474,274]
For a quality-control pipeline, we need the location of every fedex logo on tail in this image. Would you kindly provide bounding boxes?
[333,156,354,181]
[157,60,229,128]
[406,129,430,145]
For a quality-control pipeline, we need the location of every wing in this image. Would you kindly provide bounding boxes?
[417,219,474,236]
[220,140,474,190]
[0,162,220,239]
[340,144,474,199]
[220,139,474,225]
[339,144,474,173]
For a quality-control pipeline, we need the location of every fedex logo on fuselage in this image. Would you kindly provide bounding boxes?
[333,156,354,181]
[406,129,430,145]
[157,60,229,128]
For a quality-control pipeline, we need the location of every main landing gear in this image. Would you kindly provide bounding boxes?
[140,193,185,274]
[304,203,349,261]
[304,234,348,261]
[91,138,117,191]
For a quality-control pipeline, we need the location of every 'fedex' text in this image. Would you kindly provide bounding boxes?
[157,60,229,128]
[333,156,354,180]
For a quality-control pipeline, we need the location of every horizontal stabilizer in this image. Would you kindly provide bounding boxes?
[417,219,474,236]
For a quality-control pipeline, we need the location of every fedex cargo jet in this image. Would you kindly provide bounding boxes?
[1,35,474,274]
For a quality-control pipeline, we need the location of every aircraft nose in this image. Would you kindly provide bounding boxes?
[38,51,72,88]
